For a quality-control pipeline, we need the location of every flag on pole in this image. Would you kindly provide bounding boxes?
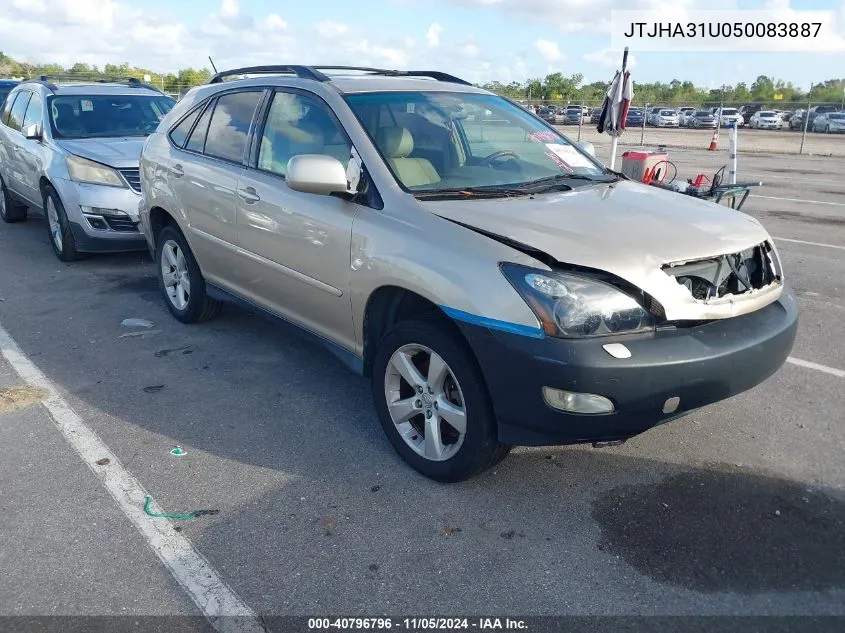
[597,70,633,137]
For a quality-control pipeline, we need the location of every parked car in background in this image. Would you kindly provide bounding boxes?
[590,107,602,124]
[812,111,845,133]
[677,107,696,126]
[788,109,807,130]
[0,79,19,108]
[647,106,664,125]
[780,110,795,123]
[563,105,588,125]
[138,64,797,482]
[715,107,744,127]
[625,108,644,127]
[689,110,718,128]
[748,111,783,130]
[654,109,680,127]
[806,105,839,129]
[739,104,762,125]
[0,77,175,259]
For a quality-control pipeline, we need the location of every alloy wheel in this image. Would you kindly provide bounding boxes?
[384,343,467,462]
[161,239,191,311]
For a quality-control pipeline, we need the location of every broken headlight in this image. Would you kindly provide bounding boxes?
[501,263,654,338]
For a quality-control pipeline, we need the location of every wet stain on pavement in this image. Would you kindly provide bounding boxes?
[0,386,48,414]
[767,210,845,226]
[592,465,845,593]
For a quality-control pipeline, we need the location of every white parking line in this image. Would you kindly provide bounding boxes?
[0,322,264,633]
[787,357,845,378]
[751,194,845,207]
[743,173,845,186]
[774,237,845,251]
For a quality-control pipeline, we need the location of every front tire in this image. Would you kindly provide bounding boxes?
[0,175,27,223]
[43,185,81,261]
[155,224,221,323]
[372,317,510,482]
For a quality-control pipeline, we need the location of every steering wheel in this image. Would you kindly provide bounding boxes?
[478,150,519,167]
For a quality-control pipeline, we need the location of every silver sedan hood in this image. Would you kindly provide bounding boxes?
[430,180,782,320]
[56,137,145,169]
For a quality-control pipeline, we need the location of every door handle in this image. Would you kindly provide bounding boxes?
[237,186,260,204]
[170,164,184,178]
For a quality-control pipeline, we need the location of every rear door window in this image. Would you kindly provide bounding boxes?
[169,106,202,148]
[185,101,214,153]
[203,90,263,163]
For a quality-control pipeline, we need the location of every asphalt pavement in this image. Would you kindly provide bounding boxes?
[1,147,844,628]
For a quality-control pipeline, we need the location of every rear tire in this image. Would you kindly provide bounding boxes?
[43,185,82,262]
[372,316,510,482]
[0,175,27,223]
[155,224,221,323]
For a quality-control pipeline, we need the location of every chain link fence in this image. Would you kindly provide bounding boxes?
[504,97,845,157]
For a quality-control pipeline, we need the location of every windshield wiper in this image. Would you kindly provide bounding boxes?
[413,186,532,200]
[516,173,618,193]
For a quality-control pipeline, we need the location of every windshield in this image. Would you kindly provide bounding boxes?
[722,109,738,115]
[695,111,711,116]
[48,94,175,139]
[660,110,676,116]
[829,113,845,120]
[759,111,776,117]
[344,91,607,194]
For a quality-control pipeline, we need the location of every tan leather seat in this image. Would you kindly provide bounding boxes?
[376,127,440,188]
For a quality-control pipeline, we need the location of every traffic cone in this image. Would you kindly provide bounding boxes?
[708,129,719,151]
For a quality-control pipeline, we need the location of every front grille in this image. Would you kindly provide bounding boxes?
[104,216,139,232]
[663,241,781,300]
[119,168,141,193]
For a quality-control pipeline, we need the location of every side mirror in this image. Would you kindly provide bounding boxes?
[286,154,349,196]
[24,123,41,140]
[576,141,596,158]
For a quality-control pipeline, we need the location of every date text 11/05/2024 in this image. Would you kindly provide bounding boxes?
[308,618,528,630]
[622,21,822,38]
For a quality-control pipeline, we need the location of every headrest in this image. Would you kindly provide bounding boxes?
[376,127,414,158]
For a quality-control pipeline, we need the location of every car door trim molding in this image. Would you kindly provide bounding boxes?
[187,225,343,297]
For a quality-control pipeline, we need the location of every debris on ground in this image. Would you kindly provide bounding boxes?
[368,564,379,572]
[500,529,516,539]
[170,446,186,456]
[143,495,219,521]
[0,386,48,414]
[371,485,380,493]
[143,385,165,393]
[121,318,155,328]
[119,330,162,339]
[322,518,337,535]
[155,345,193,358]
[95,458,110,466]
[443,526,462,536]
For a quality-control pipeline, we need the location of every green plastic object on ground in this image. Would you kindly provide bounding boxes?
[143,495,218,520]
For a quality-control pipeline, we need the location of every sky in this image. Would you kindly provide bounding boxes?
[1,0,844,90]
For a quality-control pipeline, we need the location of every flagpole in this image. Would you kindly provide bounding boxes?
[608,47,629,171]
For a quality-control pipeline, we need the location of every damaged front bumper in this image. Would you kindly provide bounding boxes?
[455,284,798,446]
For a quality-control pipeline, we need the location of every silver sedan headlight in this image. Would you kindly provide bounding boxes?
[66,155,126,188]
[501,263,655,338]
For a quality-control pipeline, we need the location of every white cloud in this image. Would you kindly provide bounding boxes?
[316,20,348,38]
[220,0,238,18]
[583,48,637,69]
[458,42,480,58]
[12,0,45,12]
[426,22,443,47]
[534,39,564,62]
[265,14,287,30]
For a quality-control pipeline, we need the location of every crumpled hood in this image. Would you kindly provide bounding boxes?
[56,137,145,168]
[429,180,780,320]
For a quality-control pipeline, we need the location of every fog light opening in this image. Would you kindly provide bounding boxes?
[542,387,615,414]
[80,205,128,218]
[83,214,108,231]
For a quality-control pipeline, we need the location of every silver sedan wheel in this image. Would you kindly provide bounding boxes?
[161,239,191,311]
[384,344,467,462]
[46,197,62,252]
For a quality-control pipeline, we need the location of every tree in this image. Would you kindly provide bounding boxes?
[751,75,774,101]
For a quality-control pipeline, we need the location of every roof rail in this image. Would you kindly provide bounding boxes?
[310,66,472,85]
[206,65,472,86]
[208,65,329,84]
[19,77,58,91]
